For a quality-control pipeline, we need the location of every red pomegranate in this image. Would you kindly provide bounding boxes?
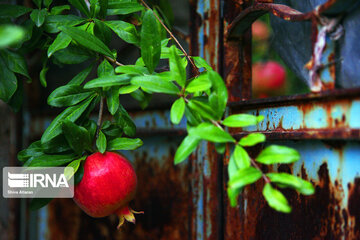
[252,61,286,98]
[73,152,142,228]
[252,20,270,41]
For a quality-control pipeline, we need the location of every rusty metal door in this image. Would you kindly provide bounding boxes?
[10,0,360,239]
[218,0,360,239]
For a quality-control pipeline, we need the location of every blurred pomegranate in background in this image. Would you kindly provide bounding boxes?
[252,20,270,41]
[252,61,287,98]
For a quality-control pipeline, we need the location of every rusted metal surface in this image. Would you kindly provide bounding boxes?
[37,135,192,240]
[230,140,360,239]
[226,0,358,38]
[223,0,252,102]
[228,90,360,140]
[189,1,223,239]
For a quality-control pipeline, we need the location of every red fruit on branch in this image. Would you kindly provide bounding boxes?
[73,152,142,228]
[252,20,270,41]
[252,61,286,98]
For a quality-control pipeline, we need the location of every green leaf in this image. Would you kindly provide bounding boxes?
[115,65,148,75]
[131,75,179,94]
[107,137,143,151]
[106,87,120,115]
[8,78,23,112]
[228,167,262,189]
[39,65,48,88]
[118,85,139,94]
[44,0,53,8]
[83,120,97,140]
[188,99,217,120]
[98,0,108,18]
[68,63,94,85]
[64,158,82,180]
[169,45,186,87]
[227,187,241,207]
[93,19,112,45]
[263,183,292,213]
[84,75,131,89]
[48,85,92,107]
[62,120,91,155]
[115,105,136,137]
[188,122,235,143]
[48,32,72,57]
[0,5,31,18]
[41,95,96,143]
[192,56,213,71]
[0,50,30,79]
[28,153,77,167]
[44,15,84,34]
[186,72,212,93]
[107,2,144,15]
[0,57,17,102]
[256,145,301,165]
[141,10,161,73]
[96,131,107,153]
[53,45,91,64]
[41,135,72,154]
[33,0,42,8]
[68,0,91,17]
[97,59,114,77]
[233,145,251,170]
[102,124,122,138]
[18,141,43,162]
[130,89,151,109]
[228,152,238,179]
[239,133,266,147]
[170,98,185,125]
[174,135,200,164]
[30,9,47,27]
[74,162,84,184]
[59,26,113,58]
[266,173,315,195]
[223,114,263,128]
[208,70,227,118]
[0,25,25,49]
[184,105,201,126]
[50,5,70,15]
[105,20,139,45]
[215,142,226,154]
[29,198,53,211]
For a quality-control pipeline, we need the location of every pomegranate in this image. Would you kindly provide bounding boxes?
[74,152,142,228]
[252,61,286,98]
[252,20,270,41]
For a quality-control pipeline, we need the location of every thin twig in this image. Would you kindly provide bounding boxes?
[250,158,271,184]
[139,0,200,76]
[95,97,105,140]
[211,119,224,130]
[104,55,124,66]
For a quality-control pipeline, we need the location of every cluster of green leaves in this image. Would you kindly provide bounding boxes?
[1,0,314,213]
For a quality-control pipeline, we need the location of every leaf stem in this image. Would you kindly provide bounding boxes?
[211,119,224,130]
[139,0,200,76]
[250,157,271,184]
[104,55,124,66]
[95,96,105,140]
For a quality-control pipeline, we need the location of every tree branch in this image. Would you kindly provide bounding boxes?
[250,158,271,184]
[139,0,200,76]
[95,97,105,140]
[104,55,124,66]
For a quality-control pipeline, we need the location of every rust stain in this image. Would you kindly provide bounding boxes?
[224,0,252,102]
[328,52,336,81]
[225,160,360,239]
[126,149,190,240]
[348,178,360,237]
